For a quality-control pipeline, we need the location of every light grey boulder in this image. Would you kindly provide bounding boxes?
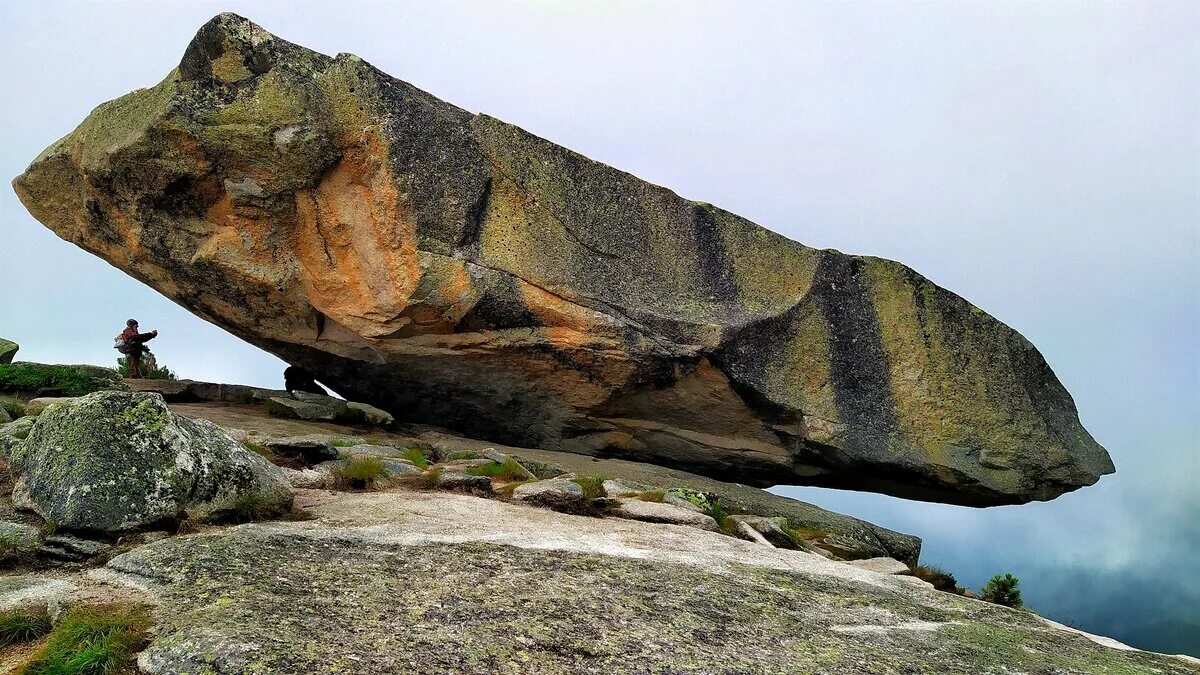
[513,478,588,514]
[25,396,75,416]
[284,466,333,489]
[0,521,42,560]
[612,500,720,531]
[732,519,774,548]
[601,478,647,498]
[379,459,422,477]
[0,575,75,618]
[11,390,293,532]
[730,515,802,550]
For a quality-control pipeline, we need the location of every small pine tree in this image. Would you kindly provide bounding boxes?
[115,351,177,381]
[980,573,1023,608]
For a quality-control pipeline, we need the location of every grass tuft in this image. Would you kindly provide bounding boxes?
[332,456,388,490]
[571,475,607,501]
[466,458,529,482]
[0,608,51,646]
[445,450,479,461]
[399,448,429,468]
[213,494,288,524]
[636,490,665,503]
[15,603,150,675]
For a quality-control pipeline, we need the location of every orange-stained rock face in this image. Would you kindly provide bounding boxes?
[13,13,1114,506]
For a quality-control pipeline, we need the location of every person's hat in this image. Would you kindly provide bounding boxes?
[126,319,138,326]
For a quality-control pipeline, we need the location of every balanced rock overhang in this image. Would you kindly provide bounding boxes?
[13,13,1114,506]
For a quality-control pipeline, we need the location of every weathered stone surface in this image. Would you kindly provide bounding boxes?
[93,490,1194,674]
[0,575,75,613]
[846,557,912,575]
[731,515,801,550]
[262,434,341,462]
[347,400,394,425]
[0,338,17,364]
[0,521,42,560]
[613,499,720,531]
[512,478,588,513]
[433,471,493,494]
[11,390,293,531]
[12,13,1113,505]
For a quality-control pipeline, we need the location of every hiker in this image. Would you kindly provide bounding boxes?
[115,319,158,378]
[284,365,328,396]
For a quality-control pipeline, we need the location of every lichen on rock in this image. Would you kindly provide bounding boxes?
[11,390,292,532]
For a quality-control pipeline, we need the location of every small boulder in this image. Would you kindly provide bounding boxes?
[601,479,647,499]
[12,390,293,532]
[346,401,393,426]
[0,408,10,425]
[0,522,42,560]
[732,519,774,548]
[845,557,911,575]
[508,456,568,479]
[1,416,36,440]
[379,459,422,478]
[0,575,75,616]
[263,435,341,463]
[25,397,76,416]
[338,444,402,459]
[433,471,493,495]
[0,338,18,364]
[612,499,720,531]
[513,479,589,514]
[729,515,801,550]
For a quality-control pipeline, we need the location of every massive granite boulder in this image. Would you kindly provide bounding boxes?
[13,13,1113,505]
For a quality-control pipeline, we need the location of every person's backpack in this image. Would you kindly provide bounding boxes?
[114,337,131,354]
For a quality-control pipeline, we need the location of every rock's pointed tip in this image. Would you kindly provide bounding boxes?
[179,12,278,84]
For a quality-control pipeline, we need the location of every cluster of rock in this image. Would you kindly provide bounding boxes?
[13,13,1114,507]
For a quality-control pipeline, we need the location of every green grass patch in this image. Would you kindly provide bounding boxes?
[445,450,479,461]
[466,458,529,482]
[16,602,151,675]
[329,438,362,448]
[1,396,26,420]
[0,363,124,397]
[0,608,51,647]
[571,475,607,501]
[399,448,429,468]
[332,456,389,490]
[212,494,289,524]
[637,490,666,503]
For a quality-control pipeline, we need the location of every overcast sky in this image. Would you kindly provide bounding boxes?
[1,0,1196,657]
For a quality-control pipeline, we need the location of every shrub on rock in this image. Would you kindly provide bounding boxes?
[0,362,125,397]
[11,391,293,532]
[980,573,1023,608]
